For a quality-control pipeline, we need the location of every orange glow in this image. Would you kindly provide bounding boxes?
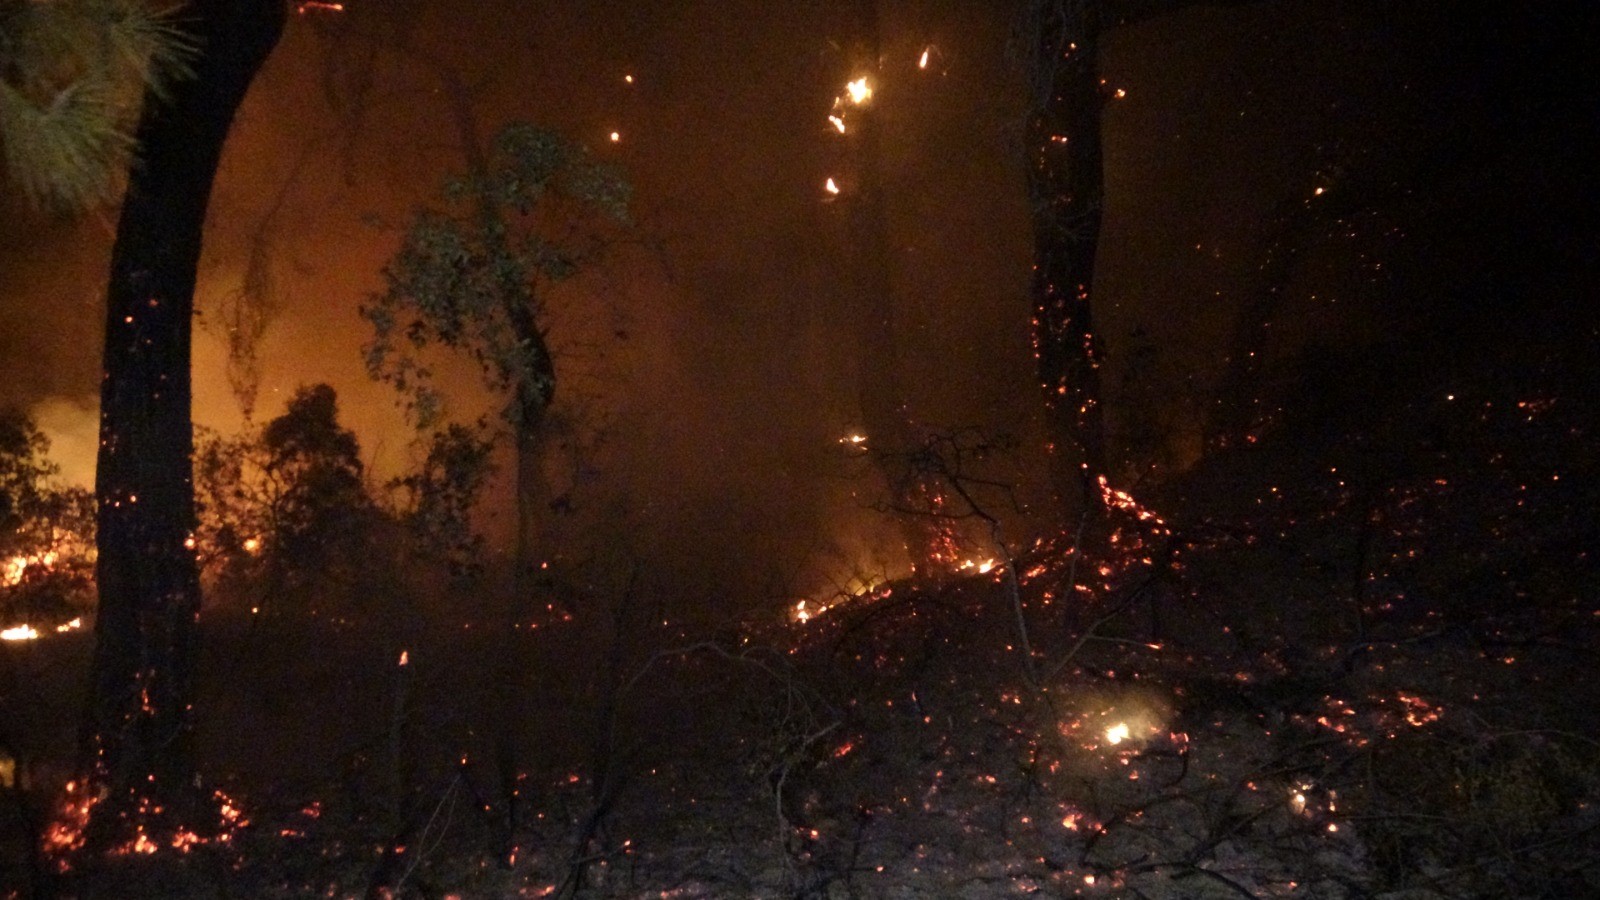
[845,77,873,105]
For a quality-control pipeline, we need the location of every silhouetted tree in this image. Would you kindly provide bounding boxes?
[1022,0,1267,506]
[0,411,94,630]
[195,384,375,617]
[1022,0,1111,508]
[84,0,284,835]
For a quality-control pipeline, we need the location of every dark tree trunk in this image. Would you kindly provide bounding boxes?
[1025,0,1110,509]
[84,0,284,829]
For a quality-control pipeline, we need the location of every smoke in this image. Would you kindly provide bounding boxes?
[26,395,99,489]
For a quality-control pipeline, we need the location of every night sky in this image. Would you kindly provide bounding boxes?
[1,0,1593,604]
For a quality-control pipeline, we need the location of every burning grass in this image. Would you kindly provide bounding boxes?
[3,385,1597,897]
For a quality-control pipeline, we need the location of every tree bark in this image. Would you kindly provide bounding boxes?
[1025,0,1110,509]
[84,0,284,828]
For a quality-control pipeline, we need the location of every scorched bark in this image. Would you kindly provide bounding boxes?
[84,0,284,824]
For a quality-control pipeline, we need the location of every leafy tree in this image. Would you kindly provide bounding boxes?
[364,121,630,594]
[84,0,284,836]
[195,384,374,617]
[0,411,94,630]
[0,0,193,211]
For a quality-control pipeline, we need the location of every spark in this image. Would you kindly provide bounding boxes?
[825,177,841,195]
[295,0,343,12]
[609,131,621,143]
[918,48,930,69]
[828,114,846,133]
[623,74,634,84]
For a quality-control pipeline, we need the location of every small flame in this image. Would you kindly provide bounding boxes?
[918,48,931,69]
[825,177,841,195]
[845,77,872,105]
[1104,722,1131,745]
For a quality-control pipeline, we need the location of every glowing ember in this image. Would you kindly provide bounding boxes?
[845,77,873,105]
[919,48,931,69]
[242,537,262,554]
[825,177,841,195]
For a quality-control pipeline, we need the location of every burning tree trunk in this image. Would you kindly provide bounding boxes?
[1023,0,1111,509]
[84,0,284,832]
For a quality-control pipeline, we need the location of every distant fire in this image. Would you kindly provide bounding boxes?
[4,550,57,586]
[0,617,82,642]
[2,550,87,641]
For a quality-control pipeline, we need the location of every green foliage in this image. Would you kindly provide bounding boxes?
[0,409,94,628]
[0,0,193,211]
[363,122,631,431]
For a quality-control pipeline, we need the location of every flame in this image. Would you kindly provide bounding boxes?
[825,177,841,195]
[4,551,58,586]
[828,114,846,133]
[1104,722,1131,745]
[844,77,873,105]
[1,624,39,642]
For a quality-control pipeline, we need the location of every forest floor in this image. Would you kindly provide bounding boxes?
[4,371,1599,899]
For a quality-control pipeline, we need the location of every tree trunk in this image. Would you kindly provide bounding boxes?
[839,0,953,573]
[84,0,284,830]
[1025,0,1110,509]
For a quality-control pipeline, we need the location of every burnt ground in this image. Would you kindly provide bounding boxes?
[3,354,1599,899]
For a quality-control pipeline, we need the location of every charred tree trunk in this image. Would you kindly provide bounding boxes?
[1025,0,1110,510]
[84,0,284,830]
